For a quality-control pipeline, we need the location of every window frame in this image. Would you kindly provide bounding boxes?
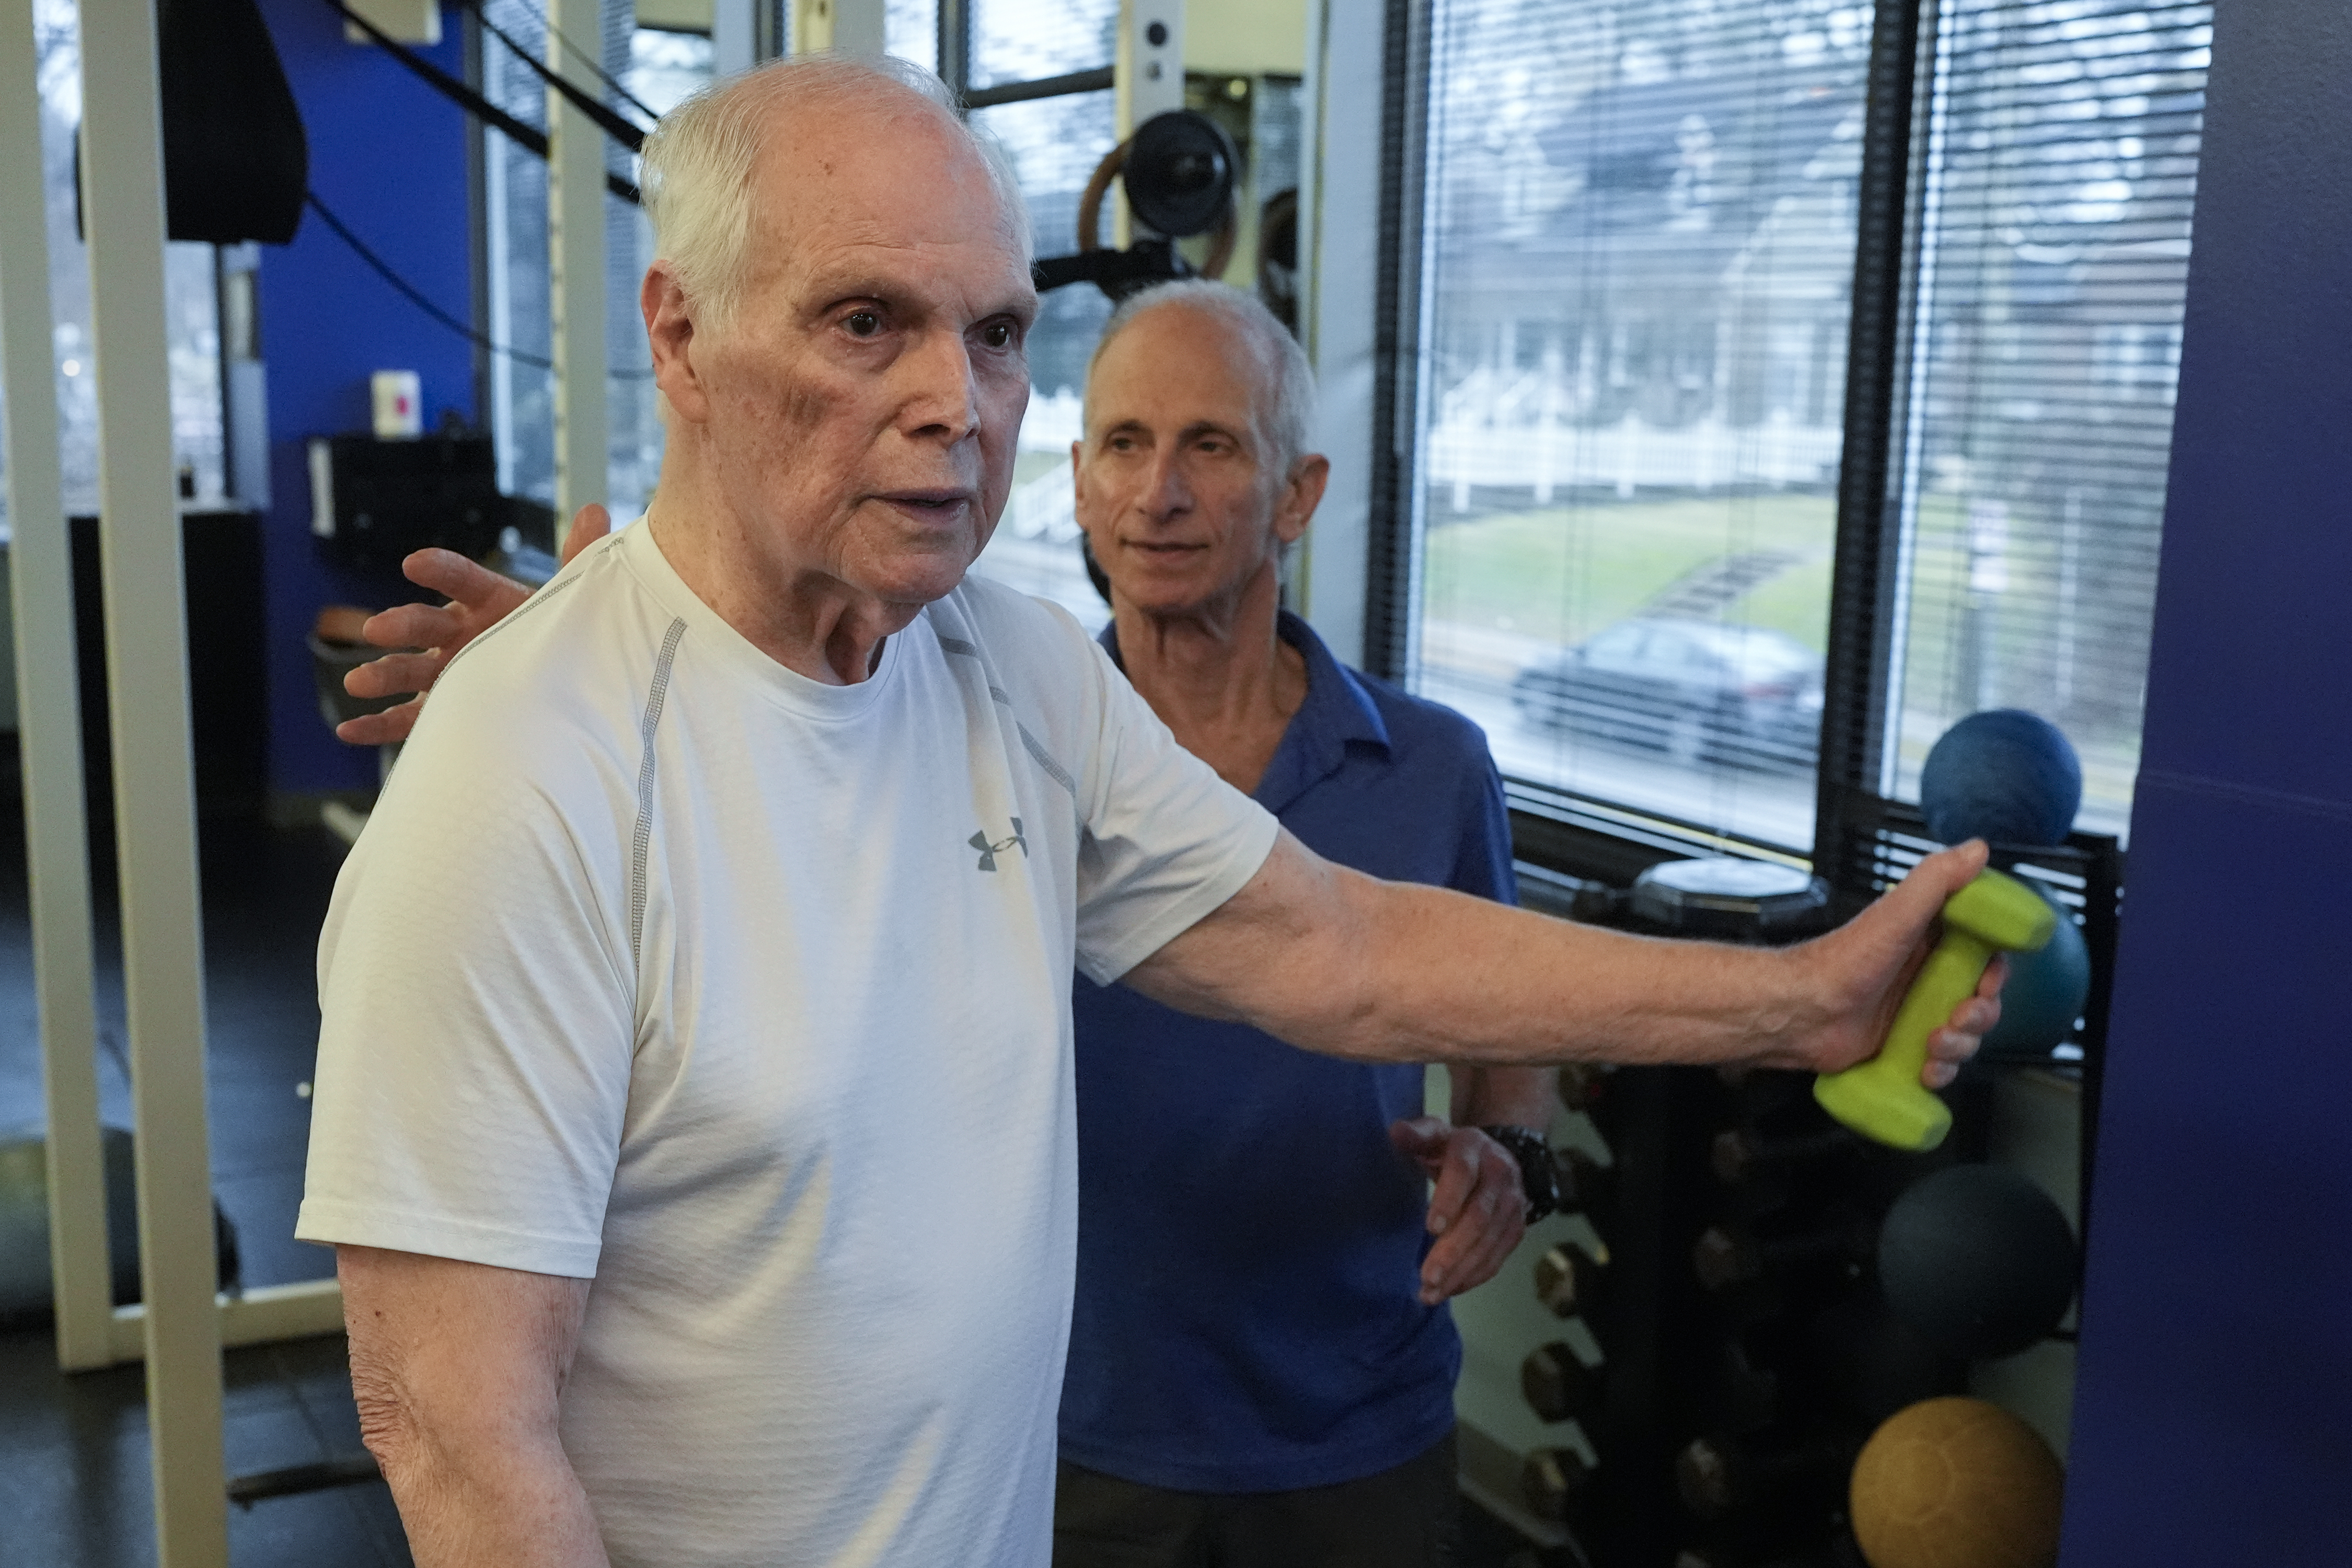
[1367,0,2154,898]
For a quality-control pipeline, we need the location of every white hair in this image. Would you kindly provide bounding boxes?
[1087,280,1318,476]
[637,52,1032,336]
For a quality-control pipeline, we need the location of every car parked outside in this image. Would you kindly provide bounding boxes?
[1509,616,1825,769]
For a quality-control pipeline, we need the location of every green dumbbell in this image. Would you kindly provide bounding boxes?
[1814,869,2056,1151]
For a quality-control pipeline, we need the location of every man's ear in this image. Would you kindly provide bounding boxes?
[1272,454,1331,546]
[644,264,710,423]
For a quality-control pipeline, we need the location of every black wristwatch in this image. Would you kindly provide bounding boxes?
[1480,1124,1559,1224]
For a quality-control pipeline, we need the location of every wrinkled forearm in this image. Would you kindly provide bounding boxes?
[1134,831,1980,1078]
[1319,875,1829,1068]
[368,1418,608,1568]
[340,1247,605,1568]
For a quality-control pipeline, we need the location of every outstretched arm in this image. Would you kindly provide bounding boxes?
[1125,835,2000,1079]
[334,505,614,746]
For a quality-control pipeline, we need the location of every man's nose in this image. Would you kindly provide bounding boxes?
[1138,447,1192,520]
[897,328,982,442]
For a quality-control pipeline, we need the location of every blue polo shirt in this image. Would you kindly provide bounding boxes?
[1059,610,1516,1493]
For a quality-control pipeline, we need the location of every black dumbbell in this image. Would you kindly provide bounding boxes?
[1520,1339,1605,1424]
[1557,1062,1610,1117]
[1717,1337,1781,1432]
[1807,1291,1963,1427]
[1692,1217,1873,1294]
[1534,1235,1610,1317]
[1710,1127,1859,1186]
[1550,1144,1615,1213]
[1520,1445,1595,1523]
[1674,1434,1852,1520]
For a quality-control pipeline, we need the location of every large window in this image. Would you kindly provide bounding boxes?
[1878,0,2208,837]
[481,0,712,521]
[1406,0,1872,853]
[481,0,558,506]
[5,0,228,532]
[1399,0,2206,855]
[962,0,1122,630]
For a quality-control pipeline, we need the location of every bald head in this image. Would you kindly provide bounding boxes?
[640,54,1031,338]
[1087,282,1316,479]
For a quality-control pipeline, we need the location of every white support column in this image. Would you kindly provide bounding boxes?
[106,1279,352,1363]
[1296,0,1377,667]
[78,0,229,1558]
[1113,0,1186,246]
[549,0,609,523]
[0,0,111,1377]
[1116,0,1185,135]
[712,0,756,73]
[787,0,831,54]
[830,0,885,56]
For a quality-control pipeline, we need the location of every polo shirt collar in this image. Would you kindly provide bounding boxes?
[1098,609,1390,813]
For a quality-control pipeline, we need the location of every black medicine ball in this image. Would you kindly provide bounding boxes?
[1878,1163,2078,1360]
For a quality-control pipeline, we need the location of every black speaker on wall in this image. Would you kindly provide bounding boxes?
[77,0,309,246]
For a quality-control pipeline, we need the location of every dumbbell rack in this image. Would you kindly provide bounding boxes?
[1495,793,2121,1567]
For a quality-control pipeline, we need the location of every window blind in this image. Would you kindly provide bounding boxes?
[1885,0,2210,836]
[968,0,1115,93]
[1408,0,1877,851]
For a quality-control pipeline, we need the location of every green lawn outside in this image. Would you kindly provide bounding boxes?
[1888,493,2142,825]
[1012,449,1074,489]
[1416,488,2142,828]
[1418,491,1839,651]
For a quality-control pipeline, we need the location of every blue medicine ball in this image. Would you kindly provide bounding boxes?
[1918,710,2082,848]
[1983,890,2091,1054]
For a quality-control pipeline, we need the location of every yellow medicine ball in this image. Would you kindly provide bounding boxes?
[1849,1396,2063,1568]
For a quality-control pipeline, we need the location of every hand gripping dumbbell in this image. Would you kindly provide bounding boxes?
[1534,1235,1610,1317]
[1521,1339,1605,1424]
[1814,869,2056,1152]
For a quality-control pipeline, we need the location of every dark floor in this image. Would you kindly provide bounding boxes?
[0,1330,413,1568]
[0,788,1547,1567]
[0,789,415,1568]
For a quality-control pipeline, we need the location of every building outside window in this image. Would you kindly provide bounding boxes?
[1400,0,2209,855]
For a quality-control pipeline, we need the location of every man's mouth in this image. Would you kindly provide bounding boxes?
[876,489,975,521]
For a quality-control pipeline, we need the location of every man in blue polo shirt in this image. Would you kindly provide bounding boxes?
[1053,280,1555,1566]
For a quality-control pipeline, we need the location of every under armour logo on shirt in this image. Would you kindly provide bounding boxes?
[970,819,1028,872]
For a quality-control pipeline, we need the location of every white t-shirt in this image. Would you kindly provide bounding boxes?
[297,521,1279,1567]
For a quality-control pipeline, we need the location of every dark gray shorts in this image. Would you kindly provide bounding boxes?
[1051,1429,1461,1568]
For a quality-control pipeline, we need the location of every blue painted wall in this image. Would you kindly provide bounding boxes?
[255,0,476,797]
[2063,3,2352,1562]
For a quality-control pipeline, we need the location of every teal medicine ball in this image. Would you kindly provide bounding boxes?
[1918,710,2082,848]
[1983,891,2091,1054]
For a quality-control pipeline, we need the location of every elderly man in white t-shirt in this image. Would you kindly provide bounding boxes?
[302,54,2002,1568]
